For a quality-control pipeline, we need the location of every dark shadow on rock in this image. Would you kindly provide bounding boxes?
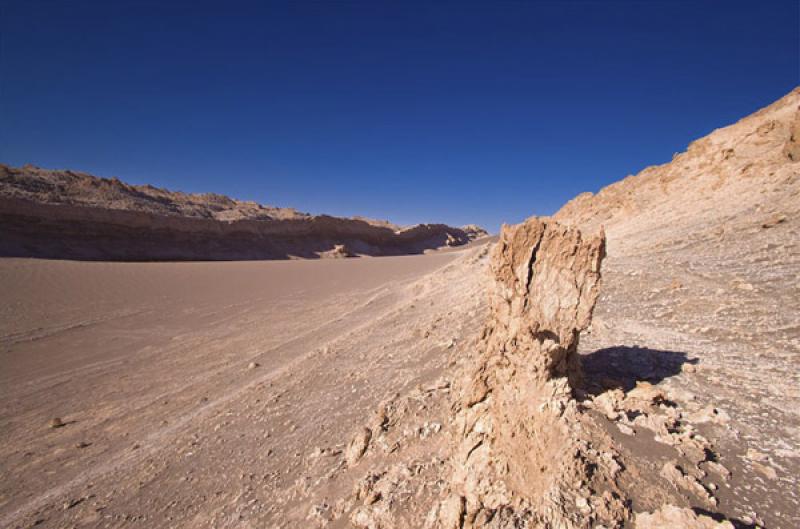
[579,345,698,395]
[693,507,758,529]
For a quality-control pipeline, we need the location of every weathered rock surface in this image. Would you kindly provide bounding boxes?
[441,217,625,528]
[554,88,800,255]
[557,88,800,528]
[0,164,487,260]
[345,427,372,467]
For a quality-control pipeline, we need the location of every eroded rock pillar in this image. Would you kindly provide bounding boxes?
[444,217,620,528]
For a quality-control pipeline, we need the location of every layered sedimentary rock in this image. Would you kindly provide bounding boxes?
[0,164,486,260]
[440,217,628,528]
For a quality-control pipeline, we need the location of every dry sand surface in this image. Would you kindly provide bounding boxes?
[0,249,488,528]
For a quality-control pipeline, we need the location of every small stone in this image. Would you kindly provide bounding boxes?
[704,461,730,480]
[575,496,591,514]
[307,502,331,523]
[617,423,635,436]
[345,428,372,466]
[745,448,768,462]
[761,213,786,229]
[49,417,65,429]
[752,462,778,480]
[248,362,259,369]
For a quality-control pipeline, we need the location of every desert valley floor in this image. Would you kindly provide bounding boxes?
[2,89,800,529]
[1,229,798,529]
[0,247,485,527]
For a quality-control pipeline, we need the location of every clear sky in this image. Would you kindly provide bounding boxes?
[1,1,797,232]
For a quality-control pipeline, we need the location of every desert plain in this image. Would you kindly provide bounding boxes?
[1,89,799,529]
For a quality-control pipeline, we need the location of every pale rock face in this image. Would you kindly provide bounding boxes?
[442,217,626,528]
[783,106,800,161]
[345,427,372,467]
[554,88,800,255]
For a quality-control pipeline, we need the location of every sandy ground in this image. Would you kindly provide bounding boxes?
[1,223,797,529]
[0,248,489,528]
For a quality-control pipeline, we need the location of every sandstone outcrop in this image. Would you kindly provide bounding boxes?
[0,164,487,260]
[439,217,628,528]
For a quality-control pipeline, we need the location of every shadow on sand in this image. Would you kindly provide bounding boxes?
[579,345,697,395]
[580,346,759,529]
[693,508,760,529]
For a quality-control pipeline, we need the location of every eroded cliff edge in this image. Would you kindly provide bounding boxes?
[0,164,486,260]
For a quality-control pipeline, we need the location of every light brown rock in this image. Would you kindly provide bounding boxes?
[345,427,372,467]
[444,217,623,528]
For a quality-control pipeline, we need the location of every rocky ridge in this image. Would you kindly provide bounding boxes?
[0,164,487,260]
[554,88,800,253]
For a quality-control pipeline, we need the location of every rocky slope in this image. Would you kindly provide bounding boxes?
[553,87,800,528]
[554,88,799,254]
[281,89,800,529]
[0,165,487,260]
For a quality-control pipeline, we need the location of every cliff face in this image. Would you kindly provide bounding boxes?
[0,165,487,260]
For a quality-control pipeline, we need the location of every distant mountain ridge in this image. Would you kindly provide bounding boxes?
[0,165,487,261]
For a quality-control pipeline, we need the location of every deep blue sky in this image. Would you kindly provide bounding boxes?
[1,1,797,231]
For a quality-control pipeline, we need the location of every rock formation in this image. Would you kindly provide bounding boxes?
[439,217,628,528]
[0,164,487,260]
[554,88,800,254]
